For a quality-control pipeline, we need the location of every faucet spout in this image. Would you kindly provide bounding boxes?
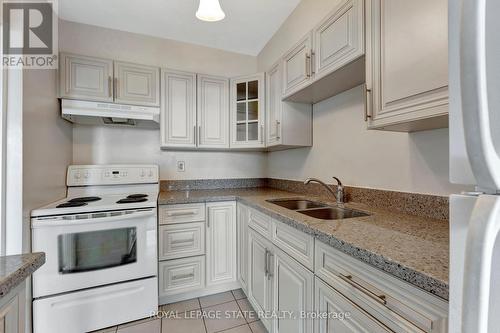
[304,177,344,205]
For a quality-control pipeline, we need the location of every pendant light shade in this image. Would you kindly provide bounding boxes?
[196,0,225,22]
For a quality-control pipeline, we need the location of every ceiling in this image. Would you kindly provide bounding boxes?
[59,0,301,56]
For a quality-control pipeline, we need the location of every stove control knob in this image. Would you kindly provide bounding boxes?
[75,172,81,180]
[140,170,146,178]
[84,172,90,179]
[104,171,110,178]
[148,170,153,177]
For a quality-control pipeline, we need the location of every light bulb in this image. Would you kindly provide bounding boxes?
[196,0,225,22]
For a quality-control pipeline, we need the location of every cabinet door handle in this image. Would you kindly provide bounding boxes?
[114,78,118,98]
[264,249,269,278]
[276,120,281,140]
[198,126,202,145]
[305,53,311,78]
[364,84,372,122]
[260,125,264,144]
[338,273,386,305]
[194,125,197,145]
[108,77,112,97]
[267,251,273,280]
[311,51,316,74]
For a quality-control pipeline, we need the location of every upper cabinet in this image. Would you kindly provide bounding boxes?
[282,33,313,98]
[266,61,312,150]
[114,61,160,106]
[197,75,230,149]
[161,69,197,149]
[59,53,114,103]
[59,53,160,107]
[282,0,365,104]
[365,0,448,132]
[230,74,266,149]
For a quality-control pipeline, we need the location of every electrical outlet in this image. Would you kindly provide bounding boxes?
[177,161,186,172]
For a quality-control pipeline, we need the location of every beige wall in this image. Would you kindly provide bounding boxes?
[61,20,266,180]
[258,0,466,195]
[23,69,73,246]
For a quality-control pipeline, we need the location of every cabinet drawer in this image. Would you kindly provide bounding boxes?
[159,256,205,297]
[315,277,391,333]
[315,241,448,333]
[248,208,272,239]
[272,220,314,270]
[159,203,205,224]
[159,222,205,260]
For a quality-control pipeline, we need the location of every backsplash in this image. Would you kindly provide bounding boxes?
[160,178,449,221]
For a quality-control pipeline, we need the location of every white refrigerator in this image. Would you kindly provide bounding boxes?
[449,0,500,332]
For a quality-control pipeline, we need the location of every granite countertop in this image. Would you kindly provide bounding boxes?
[0,253,45,298]
[159,188,449,300]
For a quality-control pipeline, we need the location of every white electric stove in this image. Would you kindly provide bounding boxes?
[31,165,159,333]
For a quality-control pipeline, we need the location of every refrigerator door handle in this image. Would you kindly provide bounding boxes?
[460,0,500,191]
[462,195,500,332]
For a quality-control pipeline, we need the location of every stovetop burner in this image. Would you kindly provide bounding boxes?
[56,201,88,208]
[127,194,148,199]
[68,196,102,203]
[117,197,149,204]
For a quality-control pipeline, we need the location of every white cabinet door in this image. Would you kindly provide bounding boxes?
[206,202,237,286]
[315,277,391,333]
[59,53,113,102]
[366,0,448,131]
[230,73,266,148]
[272,248,314,333]
[248,229,274,332]
[266,62,282,147]
[237,203,249,292]
[313,0,364,80]
[197,74,230,148]
[161,69,197,148]
[114,61,160,106]
[282,33,313,98]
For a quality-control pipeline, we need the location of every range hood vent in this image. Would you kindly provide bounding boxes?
[61,99,160,128]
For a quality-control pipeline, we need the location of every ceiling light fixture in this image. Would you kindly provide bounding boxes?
[196,0,225,22]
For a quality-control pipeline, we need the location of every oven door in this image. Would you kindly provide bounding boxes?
[32,208,157,298]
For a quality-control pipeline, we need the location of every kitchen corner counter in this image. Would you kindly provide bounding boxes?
[159,188,449,300]
[0,253,45,298]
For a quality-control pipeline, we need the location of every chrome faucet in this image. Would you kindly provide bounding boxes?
[304,177,344,205]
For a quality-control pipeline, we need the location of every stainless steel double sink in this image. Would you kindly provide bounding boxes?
[266,199,370,220]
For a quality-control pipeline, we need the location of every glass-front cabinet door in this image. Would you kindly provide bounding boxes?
[230,73,265,148]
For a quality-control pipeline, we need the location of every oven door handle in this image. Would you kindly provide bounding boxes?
[31,209,156,228]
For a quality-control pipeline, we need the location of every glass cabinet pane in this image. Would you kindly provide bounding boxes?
[237,103,247,121]
[237,123,246,141]
[248,80,258,100]
[248,101,259,121]
[58,227,137,274]
[237,83,247,101]
[248,122,258,141]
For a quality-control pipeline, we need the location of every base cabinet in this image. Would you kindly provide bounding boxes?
[315,277,391,333]
[272,247,313,333]
[237,203,249,292]
[206,202,237,286]
[0,282,26,333]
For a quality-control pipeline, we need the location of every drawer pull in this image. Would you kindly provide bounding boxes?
[172,273,195,281]
[338,273,387,305]
[171,238,195,245]
[167,210,197,217]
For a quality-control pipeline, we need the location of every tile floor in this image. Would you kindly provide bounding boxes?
[91,289,267,333]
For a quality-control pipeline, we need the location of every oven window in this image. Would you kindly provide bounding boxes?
[58,227,137,274]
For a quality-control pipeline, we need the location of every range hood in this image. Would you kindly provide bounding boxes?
[61,99,160,128]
